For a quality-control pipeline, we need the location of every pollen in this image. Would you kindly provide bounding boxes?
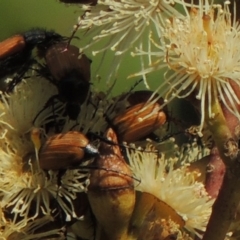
[77,0,190,81]
[127,144,214,235]
[131,0,240,132]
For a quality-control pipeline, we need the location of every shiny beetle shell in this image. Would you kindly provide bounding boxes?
[44,43,91,117]
[39,131,98,170]
[45,43,91,84]
[1,29,65,92]
[0,35,25,60]
[113,102,167,143]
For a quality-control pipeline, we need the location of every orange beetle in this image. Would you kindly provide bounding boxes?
[113,99,167,143]
[0,35,25,60]
[39,131,99,170]
[0,29,65,92]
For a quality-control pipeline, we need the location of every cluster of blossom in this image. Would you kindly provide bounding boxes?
[0,74,213,239]
[78,0,240,133]
[0,0,240,239]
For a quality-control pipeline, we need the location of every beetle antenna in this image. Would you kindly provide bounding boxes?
[66,10,89,49]
[6,58,38,93]
[74,165,141,186]
[87,132,159,154]
[33,95,64,132]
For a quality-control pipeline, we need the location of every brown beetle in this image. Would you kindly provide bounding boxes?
[39,131,99,170]
[0,35,25,60]
[112,99,167,143]
[43,43,91,86]
[37,42,91,120]
[0,29,65,92]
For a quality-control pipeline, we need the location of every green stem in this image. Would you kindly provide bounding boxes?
[203,169,240,240]
[205,99,234,166]
[202,96,240,240]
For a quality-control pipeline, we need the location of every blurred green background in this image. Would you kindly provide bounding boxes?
[0,0,78,38]
[0,1,198,126]
[0,0,161,95]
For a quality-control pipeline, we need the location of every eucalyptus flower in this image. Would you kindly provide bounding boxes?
[128,144,214,237]
[131,1,240,132]
[78,0,191,80]
[0,209,65,240]
[0,77,57,136]
[0,77,102,225]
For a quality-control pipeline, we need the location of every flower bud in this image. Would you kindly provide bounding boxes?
[87,128,136,239]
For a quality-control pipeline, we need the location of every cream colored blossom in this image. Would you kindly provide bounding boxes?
[176,138,210,166]
[0,147,89,221]
[0,77,57,135]
[0,78,102,223]
[0,70,143,229]
[78,0,190,80]
[128,144,214,235]
[0,210,65,240]
[132,1,240,132]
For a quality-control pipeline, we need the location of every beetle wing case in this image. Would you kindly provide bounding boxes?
[44,43,91,104]
[0,35,26,60]
[39,131,89,170]
[113,102,167,142]
[45,43,91,83]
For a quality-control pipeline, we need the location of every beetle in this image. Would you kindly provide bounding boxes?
[112,101,167,143]
[109,91,167,143]
[35,42,92,121]
[38,131,99,234]
[38,129,140,239]
[38,130,145,175]
[0,29,65,92]
[39,131,99,170]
